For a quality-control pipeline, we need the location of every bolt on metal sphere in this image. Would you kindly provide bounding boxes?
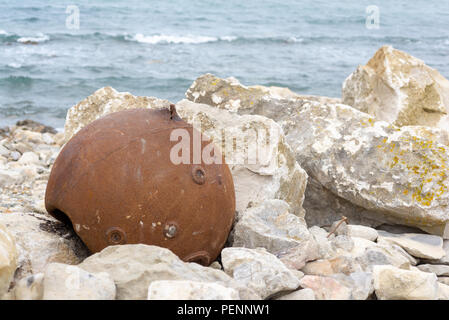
[45,106,236,266]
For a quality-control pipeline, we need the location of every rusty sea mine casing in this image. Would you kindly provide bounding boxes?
[45,107,236,266]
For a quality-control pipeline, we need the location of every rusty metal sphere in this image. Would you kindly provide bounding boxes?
[45,107,235,266]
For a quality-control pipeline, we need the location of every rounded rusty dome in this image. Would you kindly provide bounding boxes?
[45,107,235,266]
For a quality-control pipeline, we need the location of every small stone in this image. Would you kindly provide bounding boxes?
[221,247,300,299]
[148,280,240,300]
[41,133,55,145]
[17,152,40,165]
[302,256,362,276]
[373,265,439,300]
[276,288,315,300]
[331,220,349,236]
[377,231,445,260]
[299,275,352,300]
[10,151,20,161]
[278,238,320,270]
[308,226,336,260]
[14,273,44,300]
[356,243,418,271]
[233,199,311,256]
[349,237,378,257]
[43,263,116,300]
[331,235,354,252]
[347,225,378,241]
[331,272,374,300]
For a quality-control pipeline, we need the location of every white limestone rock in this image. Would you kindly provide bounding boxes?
[147,280,240,300]
[438,282,449,300]
[78,244,259,300]
[0,213,89,281]
[342,45,449,129]
[0,223,17,297]
[417,264,449,276]
[221,247,300,299]
[43,263,116,300]
[356,242,418,272]
[331,272,374,300]
[292,101,449,237]
[185,73,341,115]
[422,239,449,265]
[276,288,315,300]
[301,256,363,276]
[298,275,352,300]
[64,86,171,142]
[373,265,439,300]
[347,225,378,241]
[232,200,311,255]
[13,273,44,300]
[377,231,445,259]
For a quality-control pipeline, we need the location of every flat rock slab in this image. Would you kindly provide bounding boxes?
[417,264,449,276]
[377,231,445,260]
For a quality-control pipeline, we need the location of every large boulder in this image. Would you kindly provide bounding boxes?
[78,244,259,300]
[64,86,171,142]
[377,231,445,260]
[292,102,449,237]
[342,45,449,128]
[0,223,17,297]
[185,73,341,115]
[63,88,308,217]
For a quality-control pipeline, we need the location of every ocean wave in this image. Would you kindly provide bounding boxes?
[126,33,219,44]
[17,33,50,44]
[7,62,22,69]
[0,30,448,48]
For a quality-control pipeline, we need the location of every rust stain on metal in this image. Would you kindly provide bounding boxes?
[45,107,236,265]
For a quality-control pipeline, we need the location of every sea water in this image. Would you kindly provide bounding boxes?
[0,0,448,128]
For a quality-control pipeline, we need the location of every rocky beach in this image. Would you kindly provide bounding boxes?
[2,45,449,300]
